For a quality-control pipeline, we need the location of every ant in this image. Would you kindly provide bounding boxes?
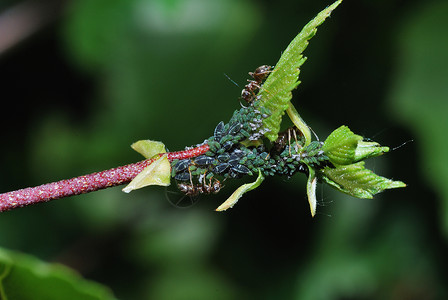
[273,127,303,155]
[177,169,222,196]
[241,65,273,103]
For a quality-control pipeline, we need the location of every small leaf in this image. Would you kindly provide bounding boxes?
[323,126,391,165]
[122,155,171,193]
[258,0,343,141]
[215,170,264,211]
[286,102,312,146]
[0,247,116,300]
[131,140,166,158]
[306,166,317,217]
[323,125,362,165]
[319,162,406,199]
[354,141,390,162]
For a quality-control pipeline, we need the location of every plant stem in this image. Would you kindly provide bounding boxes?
[0,144,210,212]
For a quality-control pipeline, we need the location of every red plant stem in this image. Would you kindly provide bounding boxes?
[0,144,210,212]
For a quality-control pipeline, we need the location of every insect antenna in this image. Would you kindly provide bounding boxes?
[391,139,414,151]
[309,125,320,141]
[223,73,240,88]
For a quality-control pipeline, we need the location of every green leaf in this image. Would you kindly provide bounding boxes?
[122,154,171,193]
[323,125,362,165]
[323,126,389,165]
[354,141,390,162]
[258,0,342,141]
[0,247,116,300]
[215,170,264,211]
[131,140,166,159]
[306,166,317,217]
[319,162,406,199]
[286,102,312,146]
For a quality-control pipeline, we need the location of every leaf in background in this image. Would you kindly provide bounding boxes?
[319,162,406,199]
[388,1,448,236]
[257,0,342,142]
[0,247,116,300]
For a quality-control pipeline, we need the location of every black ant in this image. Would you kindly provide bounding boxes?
[273,127,303,154]
[241,65,273,103]
[177,169,222,196]
[178,179,222,196]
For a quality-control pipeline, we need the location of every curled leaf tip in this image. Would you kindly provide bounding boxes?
[306,167,317,217]
[131,140,166,158]
[216,171,264,211]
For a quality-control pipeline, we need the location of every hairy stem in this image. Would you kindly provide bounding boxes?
[0,144,210,212]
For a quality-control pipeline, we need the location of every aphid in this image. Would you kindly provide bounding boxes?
[194,155,216,166]
[229,149,244,159]
[231,164,251,175]
[208,140,221,153]
[214,163,230,174]
[173,159,191,172]
[214,121,225,140]
[174,172,191,181]
[227,122,242,136]
[222,141,234,151]
[228,158,239,167]
[217,153,230,162]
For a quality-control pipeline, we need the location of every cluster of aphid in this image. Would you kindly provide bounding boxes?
[170,65,330,197]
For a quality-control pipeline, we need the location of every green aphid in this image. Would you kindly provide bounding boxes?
[208,141,221,152]
[247,153,256,160]
[260,152,269,160]
[240,129,250,138]
[220,134,233,144]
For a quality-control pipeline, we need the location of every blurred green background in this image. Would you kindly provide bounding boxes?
[1,0,447,299]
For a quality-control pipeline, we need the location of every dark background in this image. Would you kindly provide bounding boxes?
[1,0,447,299]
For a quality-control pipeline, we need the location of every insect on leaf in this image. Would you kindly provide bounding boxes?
[258,0,343,142]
